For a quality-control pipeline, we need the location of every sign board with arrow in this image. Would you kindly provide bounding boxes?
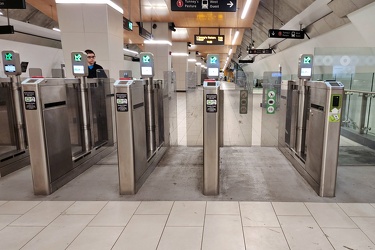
[268,29,305,39]
[248,49,272,54]
[171,0,237,12]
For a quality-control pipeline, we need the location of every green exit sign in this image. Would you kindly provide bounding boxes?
[5,53,12,61]
[74,54,82,62]
[123,17,133,31]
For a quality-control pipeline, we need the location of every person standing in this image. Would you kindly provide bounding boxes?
[85,49,106,78]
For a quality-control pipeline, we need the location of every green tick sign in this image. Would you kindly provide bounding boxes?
[303,56,311,64]
[143,55,151,63]
[74,54,82,62]
[5,53,12,61]
[210,56,217,64]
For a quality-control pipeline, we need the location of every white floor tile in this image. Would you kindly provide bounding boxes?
[272,202,311,216]
[135,201,174,215]
[202,215,245,250]
[64,201,108,215]
[112,215,167,250]
[206,201,239,215]
[351,217,375,243]
[89,201,140,227]
[240,202,279,227]
[243,227,289,250]
[338,203,375,217]
[167,201,205,227]
[67,227,123,250]
[0,201,6,206]
[0,226,43,250]
[305,203,357,228]
[323,228,375,250]
[0,201,40,215]
[0,214,20,230]
[22,215,94,250]
[157,227,203,250]
[11,201,74,226]
[279,215,334,250]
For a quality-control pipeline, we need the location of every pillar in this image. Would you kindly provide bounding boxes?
[56,1,124,78]
[172,42,188,91]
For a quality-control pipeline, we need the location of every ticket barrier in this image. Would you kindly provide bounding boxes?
[203,80,223,195]
[279,80,344,197]
[22,77,114,195]
[114,79,168,194]
[0,76,29,177]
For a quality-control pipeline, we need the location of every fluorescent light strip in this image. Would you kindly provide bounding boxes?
[188,59,197,62]
[171,52,189,56]
[55,0,123,14]
[52,27,61,32]
[123,48,138,55]
[232,31,239,45]
[241,0,252,19]
[196,62,202,66]
[228,48,233,55]
[144,40,172,46]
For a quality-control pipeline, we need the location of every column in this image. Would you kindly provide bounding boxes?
[143,22,172,80]
[196,57,202,86]
[187,51,197,88]
[56,1,124,78]
[172,42,188,91]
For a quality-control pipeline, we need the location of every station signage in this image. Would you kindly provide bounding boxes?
[248,49,272,54]
[139,26,152,40]
[239,59,254,63]
[195,35,225,45]
[123,17,133,31]
[268,29,305,39]
[0,0,26,9]
[171,0,237,12]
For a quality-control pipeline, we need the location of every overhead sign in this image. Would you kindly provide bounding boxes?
[268,29,305,39]
[171,0,237,12]
[239,59,254,63]
[0,0,26,9]
[139,26,153,40]
[0,25,14,34]
[195,35,225,45]
[123,17,133,31]
[248,49,273,54]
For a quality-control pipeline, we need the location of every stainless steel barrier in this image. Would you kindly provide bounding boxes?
[22,77,114,195]
[279,80,344,197]
[114,79,168,194]
[0,76,29,177]
[203,80,221,195]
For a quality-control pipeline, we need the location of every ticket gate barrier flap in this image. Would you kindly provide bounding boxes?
[115,80,148,194]
[22,78,73,195]
[203,80,221,195]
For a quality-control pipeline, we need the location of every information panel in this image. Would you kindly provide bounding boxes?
[268,29,305,39]
[116,93,128,112]
[206,94,217,113]
[171,0,237,12]
[195,35,225,45]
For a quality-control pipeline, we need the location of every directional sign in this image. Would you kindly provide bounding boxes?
[171,0,237,12]
[123,17,133,31]
[248,49,273,54]
[268,29,305,39]
[195,35,225,45]
[239,59,254,63]
[4,52,12,61]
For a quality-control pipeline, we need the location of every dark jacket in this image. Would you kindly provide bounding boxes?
[88,63,107,78]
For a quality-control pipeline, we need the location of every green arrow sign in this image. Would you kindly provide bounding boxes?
[210,56,217,64]
[5,53,13,61]
[74,54,82,62]
[303,56,311,64]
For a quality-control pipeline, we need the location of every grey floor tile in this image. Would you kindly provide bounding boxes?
[135,201,174,215]
[243,227,290,250]
[351,217,375,243]
[338,203,375,217]
[240,202,279,227]
[272,202,311,216]
[323,228,375,250]
[64,201,108,215]
[0,226,44,250]
[157,227,203,250]
[206,201,240,214]
[0,201,40,215]
[0,214,20,230]
[167,201,206,227]
[67,227,123,250]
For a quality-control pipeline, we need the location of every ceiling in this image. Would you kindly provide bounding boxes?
[3,0,375,68]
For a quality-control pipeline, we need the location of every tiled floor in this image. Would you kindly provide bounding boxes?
[1,201,375,250]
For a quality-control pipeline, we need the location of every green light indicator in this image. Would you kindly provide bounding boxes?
[303,56,311,64]
[74,54,82,62]
[5,53,12,61]
[210,56,217,64]
[143,55,150,63]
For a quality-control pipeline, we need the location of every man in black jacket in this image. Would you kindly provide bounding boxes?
[85,49,107,78]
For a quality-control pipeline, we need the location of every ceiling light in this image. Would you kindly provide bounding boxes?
[241,0,252,19]
[0,11,3,16]
[144,40,172,46]
[232,31,239,45]
[171,52,189,56]
[123,48,138,55]
[228,48,233,55]
[196,62,202,66]
[55,0,123,14]
[52,27,61,32]
[188,59,197,62]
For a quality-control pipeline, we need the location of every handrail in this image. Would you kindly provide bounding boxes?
[344,89,375,95]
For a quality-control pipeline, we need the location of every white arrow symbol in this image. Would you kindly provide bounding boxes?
[272,31,275,36]
[227,1,233,8]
